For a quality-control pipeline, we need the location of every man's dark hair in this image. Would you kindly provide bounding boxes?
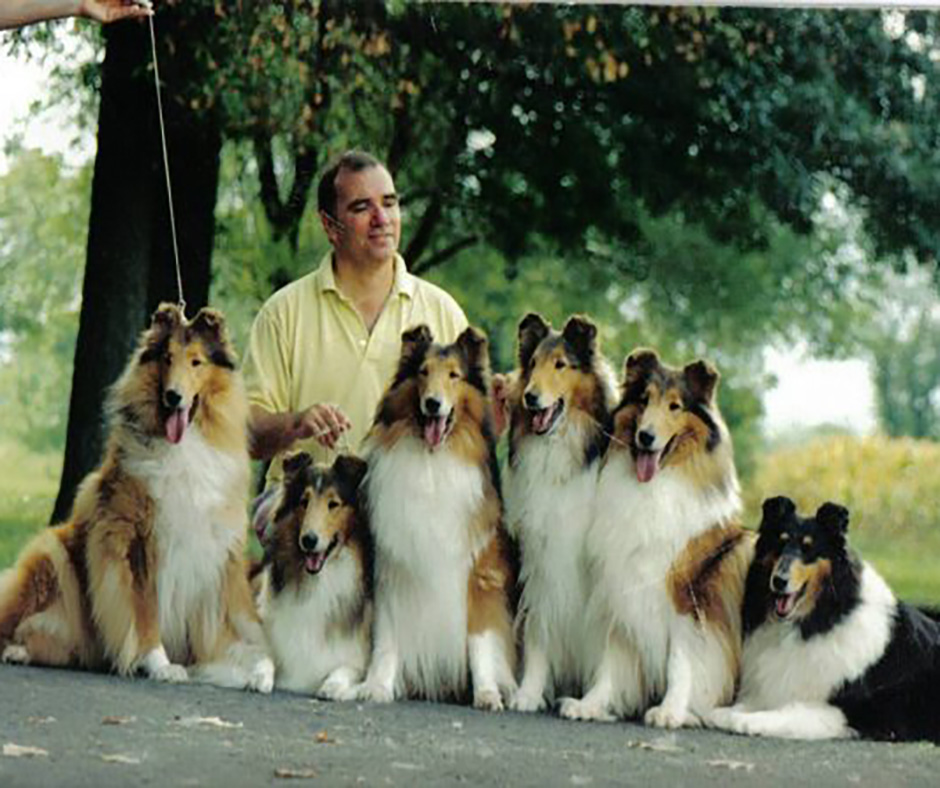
[317,150,383,217]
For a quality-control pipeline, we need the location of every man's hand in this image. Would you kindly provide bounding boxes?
[292,403,351,449]
[79,0,152,23]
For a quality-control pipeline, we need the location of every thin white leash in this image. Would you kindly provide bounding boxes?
[137,0,186,315]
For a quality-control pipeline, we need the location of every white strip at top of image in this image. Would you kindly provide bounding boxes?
[616,1,940,9]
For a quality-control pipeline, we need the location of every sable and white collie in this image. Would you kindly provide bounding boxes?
[708,496,940,742]
[559,348,753,728]
[353,325,517,710]
[0,304,273,692]
[504,313,617,712]
[254,452,372,698]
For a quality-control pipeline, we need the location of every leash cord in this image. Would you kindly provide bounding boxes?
[142,1,185,315]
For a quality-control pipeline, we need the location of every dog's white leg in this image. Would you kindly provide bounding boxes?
[707,702,854,740]
[644,639,698,729]
[558,643,618,722]
[317,665,361,701]
[511,630,550,713]
[469,629,514,712]
[354,607,398,703]
[137,645,188,683]
[2,644,30,664]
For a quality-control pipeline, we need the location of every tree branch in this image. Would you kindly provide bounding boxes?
[412,235,479,275]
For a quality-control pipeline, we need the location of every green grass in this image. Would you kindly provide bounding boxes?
[0,440,61,569]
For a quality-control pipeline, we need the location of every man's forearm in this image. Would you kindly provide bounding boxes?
[0,1,82,29]
[249,406,302,461]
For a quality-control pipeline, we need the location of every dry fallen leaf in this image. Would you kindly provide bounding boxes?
[3,743,49,758]
[315,730,337,744]
[101,753,142,765]
[707,759,755,772]
[172,715,243,729]
[102,716,136,726]
[274,767,317,779]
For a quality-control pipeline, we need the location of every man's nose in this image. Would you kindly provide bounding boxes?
[371,205,389,226]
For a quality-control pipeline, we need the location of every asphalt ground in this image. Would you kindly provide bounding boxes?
[0,665,937,787]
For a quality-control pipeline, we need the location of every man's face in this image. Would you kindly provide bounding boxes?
[322,165,401,267]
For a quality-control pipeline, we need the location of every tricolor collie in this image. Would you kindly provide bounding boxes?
[354,325,517,710]
[560,349,752,728]
[504,313,616,712]
[709,497,940,742]
[254,452,372,698]
[0,304,273,692]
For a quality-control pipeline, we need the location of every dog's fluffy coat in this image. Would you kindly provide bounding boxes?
[0,304,273,691]
[354,325,517,709]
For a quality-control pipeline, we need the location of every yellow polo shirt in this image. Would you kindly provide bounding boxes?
[243,252,468,483]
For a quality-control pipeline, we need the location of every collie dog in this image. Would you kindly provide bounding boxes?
[0,304,273,692]
[708,496,940,742]
[504,313,616,712]
[254,452,372,698]
[354,325,516,710]
[559,349,752,727]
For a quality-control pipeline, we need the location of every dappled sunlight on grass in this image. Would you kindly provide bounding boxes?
[0,441,60,568]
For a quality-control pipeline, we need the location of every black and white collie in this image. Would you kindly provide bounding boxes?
[560,349,753,728]
[505,313,617,712]
[709,496,940,742]
[353,325,517,710]
[254,452,372,698]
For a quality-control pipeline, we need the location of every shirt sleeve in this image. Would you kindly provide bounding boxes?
[242,304,290,414]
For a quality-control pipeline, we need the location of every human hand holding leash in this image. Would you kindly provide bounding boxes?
[292,403,351,449]
[0,0,151,30]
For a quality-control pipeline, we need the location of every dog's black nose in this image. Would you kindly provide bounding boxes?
[637,430,655,449]
[424,397,441,416]
[771,574,788,593]
[300,532,319,553]
[164,389,183,409]
[524,391,540,409]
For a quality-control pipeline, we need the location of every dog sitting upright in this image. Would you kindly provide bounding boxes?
[505,313,617,712]
[353,325,517,710]
[709,496,940,742]
[0,304,273,691]
[254,452,372,698]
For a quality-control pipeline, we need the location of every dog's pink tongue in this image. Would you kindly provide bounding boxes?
[776,594,795,618]
[305,553,326,574]
[532,406,554,434]
[635,451,660,483]
[424,417,447,449]
[165,408,189,445]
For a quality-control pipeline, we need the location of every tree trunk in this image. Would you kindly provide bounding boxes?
[52,17,221,523]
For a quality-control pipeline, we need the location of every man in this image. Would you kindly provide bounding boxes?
[243,150,468,483]
[0,0,151,29]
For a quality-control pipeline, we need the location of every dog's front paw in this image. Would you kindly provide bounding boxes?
[2,645,30,665]
[558,696,615,723]
[317,675,355,702]
[248,657,275,694]
[473,687,504,712]
[510,688,547,713]
[151,663,189,684]
[355,681,395,704]
[644,703,699,730]
[705,707,739,731]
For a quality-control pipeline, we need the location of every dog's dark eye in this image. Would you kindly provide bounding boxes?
[639,394,649,407]
[669,402,681,411]
[191,358,202,368]
[449,371,460,380]
[327,500,340,511]
[555,360,567,370]
[419,367,429,377]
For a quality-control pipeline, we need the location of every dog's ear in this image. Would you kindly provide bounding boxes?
[816,502,850,537]
[401,324,433,355]
[191,308,236,369]
[333,454,368,501]
[760,496,796,532]
[623,348,659,394]
[151,302,182,332]
[684,359,719,404]
[518,313,550,370]
[456,326,490,388]
[562,315,597,367]
[282,451,313,480]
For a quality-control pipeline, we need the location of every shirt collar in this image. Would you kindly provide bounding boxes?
[315,252,414,299]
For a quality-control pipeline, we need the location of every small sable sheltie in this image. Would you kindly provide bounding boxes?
[0,304,273,691]
[708,496,940,742]
[253,452,372,698]
[354,325,517,710]
[504,313,617,712]
[560,349,753,728]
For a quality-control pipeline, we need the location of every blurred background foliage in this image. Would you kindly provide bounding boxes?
[3,3,940,600]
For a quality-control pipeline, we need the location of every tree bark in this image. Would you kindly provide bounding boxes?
[52,16,221,523]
